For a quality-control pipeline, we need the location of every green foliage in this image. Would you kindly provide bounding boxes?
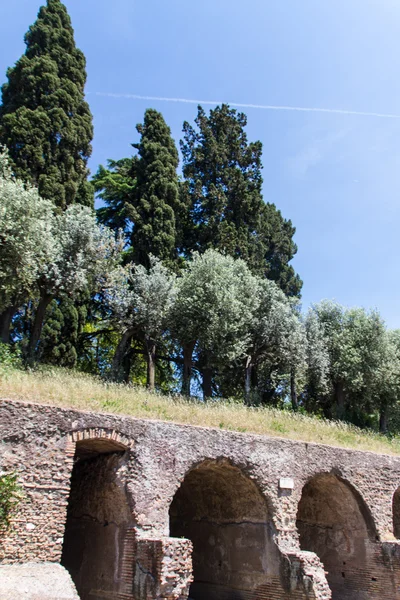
[94,158,137,247]
[170,249,259,397]
[304,301,390,422]
[0,148,55,313]
[132,109,182,268]
[255,203,302,297]
[0,0,93,209]
[180,104,302,296]
[0,471,23,531]
[38,205,122,298]
[40,298,88,368]
[216,278,306,403]
[103,257,176,385]
[96,109,182,269]
[104,257,176,338]
[0,342,21,372]
[171,250,258,364]
[23,204,123,364]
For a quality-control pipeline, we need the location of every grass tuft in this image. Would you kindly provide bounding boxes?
[1,365,400,455]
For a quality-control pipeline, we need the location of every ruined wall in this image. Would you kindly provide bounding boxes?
[1,398,400,600]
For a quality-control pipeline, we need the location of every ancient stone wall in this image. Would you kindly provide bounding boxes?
[1,398,400,599]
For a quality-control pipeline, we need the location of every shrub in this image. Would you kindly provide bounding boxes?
[0,342,21,373]
[0,471,23,532]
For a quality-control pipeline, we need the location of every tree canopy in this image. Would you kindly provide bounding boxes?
[0,0,93,209]
[103,257,176,387]
[0,149,54,341]
[180,104,302,296]
[95,109,181,268]
[3,5,400,434]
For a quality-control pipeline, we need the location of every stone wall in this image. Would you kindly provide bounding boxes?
[1,398,400,599]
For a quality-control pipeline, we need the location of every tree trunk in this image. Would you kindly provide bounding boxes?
[181,341,195,397]
[335,379,346,419]
[25,294,52,367]
[202,366,213,401]
[290,369,298,410]
[145,339,156,391]
[379,406,388,434]
[245,356,253,404]
[111,328,135,382]
[0,306,15,344]
[122,348,133,384]
[251,363,258,389]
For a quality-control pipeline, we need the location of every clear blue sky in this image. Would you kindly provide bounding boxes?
[2,0,400,326]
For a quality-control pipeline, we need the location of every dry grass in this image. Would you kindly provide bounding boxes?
[1,365,399,455]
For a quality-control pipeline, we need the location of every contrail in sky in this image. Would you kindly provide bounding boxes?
[93,92,400,119]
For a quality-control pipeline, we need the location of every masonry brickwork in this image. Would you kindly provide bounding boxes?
[1,398,400,600]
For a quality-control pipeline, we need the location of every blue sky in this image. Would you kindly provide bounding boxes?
[2,0,400,326]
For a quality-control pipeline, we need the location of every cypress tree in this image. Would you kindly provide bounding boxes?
[255,203,303,297]
[40,298,87,368]
[131,109,181,268]
[180,104,302,297]
[0,0,93,209]
[96,109,182,269]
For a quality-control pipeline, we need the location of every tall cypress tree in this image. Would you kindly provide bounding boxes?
[96,109,182,269]
[0,0,93,209]
[131,108,181,268]
[180,104,302,297]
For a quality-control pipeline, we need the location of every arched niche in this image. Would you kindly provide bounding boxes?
[393,486,400,539]
[61,433,134,600]
[296,473,377,600]
[169,459,281,600]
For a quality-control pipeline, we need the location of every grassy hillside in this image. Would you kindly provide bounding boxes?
[1,365,399,455]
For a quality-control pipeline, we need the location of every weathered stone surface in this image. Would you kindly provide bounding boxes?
[1,398,400,599]
[0,562,79,599]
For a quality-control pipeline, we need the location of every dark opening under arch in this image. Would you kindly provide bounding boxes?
[393,487,400,539]
[296,473,377,600]
[169,460,281,600]
[61,436,133,600]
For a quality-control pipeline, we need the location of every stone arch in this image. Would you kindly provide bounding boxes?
[296,472,378,600]
[61,429,136,600]
[393,486,400,539]
[169,458,282,600]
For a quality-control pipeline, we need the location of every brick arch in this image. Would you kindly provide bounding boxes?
[393,486,400,538]
[169,456,276,517]
[62,427,136,600]
[67,426,133,447]
[296,471,379,600]
[168,457,291,600]
[298,470,378,540]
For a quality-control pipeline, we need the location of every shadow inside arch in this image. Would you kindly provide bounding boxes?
[169,458,309,600]
[296,472,379,600]
[61,429,135,600]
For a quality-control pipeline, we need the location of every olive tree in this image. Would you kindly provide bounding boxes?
[0,149,54,342]
[302,309,330,410]
[369,329,400,432]
[103,257,176,388]
[26,205,122,365]
[170,249,259,399]
[306,300,387,420]
[244,279,306,406]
